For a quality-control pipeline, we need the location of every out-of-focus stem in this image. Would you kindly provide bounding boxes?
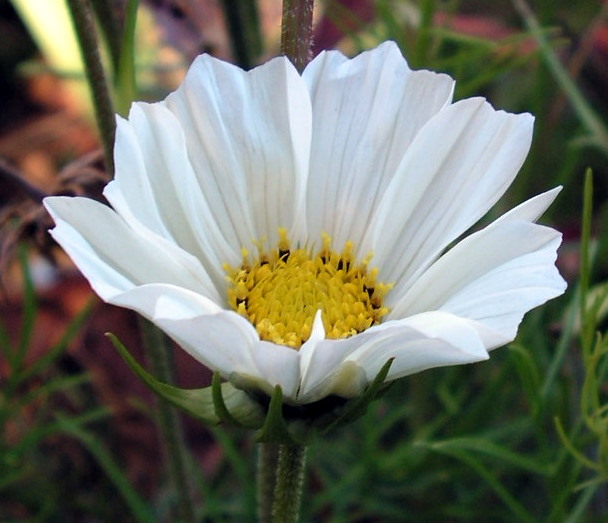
[65,0,116,173]
[219,0,263,69]
[139,319,198,523]
[89,0,123,68]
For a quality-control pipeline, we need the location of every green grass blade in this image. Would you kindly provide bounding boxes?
[513,0,608,155]
[56,416,154,522]
[15,246,36,371]
[425,445,537,523]
[19,298,94,383]
[420,437,551,475]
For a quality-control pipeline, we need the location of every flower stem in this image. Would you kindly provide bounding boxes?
[271,444,307,523]
[139,319,198,522]
[219,0,263,70]
[65,0,116,173]
[281,0,315,72]
[257,443,279,522]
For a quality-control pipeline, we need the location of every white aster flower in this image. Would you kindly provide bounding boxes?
[44,42,566,405]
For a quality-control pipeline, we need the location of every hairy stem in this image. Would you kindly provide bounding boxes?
[257,443,280,522]
[281,0,315,72]
[271,444,307,522]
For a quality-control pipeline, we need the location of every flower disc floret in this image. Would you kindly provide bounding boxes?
[225,229,391,348]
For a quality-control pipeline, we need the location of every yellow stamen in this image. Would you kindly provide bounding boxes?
[224,229,392,349]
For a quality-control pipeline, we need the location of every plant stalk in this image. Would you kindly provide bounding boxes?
[139,319,198,522]
[65,0,116,173]
[271,444,307,523]
[219,0,263,69]
[281,0,315,72]
[257,443,279,522]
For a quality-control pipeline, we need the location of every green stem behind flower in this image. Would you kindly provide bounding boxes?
[272,444,307,523]
[219,0,263,70]
[281,0,315,72]
[65,0,116,173]
[89,0,123,69]
[139,319,198,523]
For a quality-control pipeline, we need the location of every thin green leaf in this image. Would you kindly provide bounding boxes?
[563,483,601,523]
[107,332,264,428]
[19,298,94,383]
[0,466,28,491]
[420,437,551,475]
[15,246,36,371]
[0,319,12,360]
[255,385,295,444]
[508,344,542,413]
[413,0,435,67]
[13,374,91,412]
[10,407,110,458]
[56,416,153,523]
[322,358,394,433]
[580,169,595,355]
[513,0,608,155]
[554,417,599,471]
[424,444,537,523]
[212,371,240,425]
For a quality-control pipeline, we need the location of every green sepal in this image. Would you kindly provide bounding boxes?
[255,385,299,445]
[110,330,394,441]
[107,333,265,429]
[254,359,395,444]
[320,358,394,434]
[211,371,241,425]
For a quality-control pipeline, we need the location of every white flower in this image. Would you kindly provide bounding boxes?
[44,42,566,405]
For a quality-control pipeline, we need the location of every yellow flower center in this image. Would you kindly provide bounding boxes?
[224,229,391,349]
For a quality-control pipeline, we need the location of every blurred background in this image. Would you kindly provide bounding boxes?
[1,0,607,521]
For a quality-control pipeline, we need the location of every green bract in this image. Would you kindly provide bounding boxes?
[109,333,393,445]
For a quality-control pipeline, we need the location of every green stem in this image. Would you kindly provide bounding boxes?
[219,0,263,70]
[115,0,139,116]
[271,444,307,523]
[257,443,279,522]
[89,0,123,69]
[65,0,116,173]
[281,0,315,73]
[139,319,198,522]
[579,169,594,358]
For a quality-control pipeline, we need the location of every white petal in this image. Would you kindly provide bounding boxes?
[109,105,241,289]
[346,312,489,381]
[366,97,534,296]
[297,341,367,403]
[298,309,326,381]
[108,282,220,317]
[492,186,561,223]
[296,310,369,402]
[157,321,300,400]
[44,196,219,302]
[303,41,454,251]
[246,340,301,401]
[163,54,312,248]
[113,283,301,400]
[296,311,489,402]
[390,216,566,347]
